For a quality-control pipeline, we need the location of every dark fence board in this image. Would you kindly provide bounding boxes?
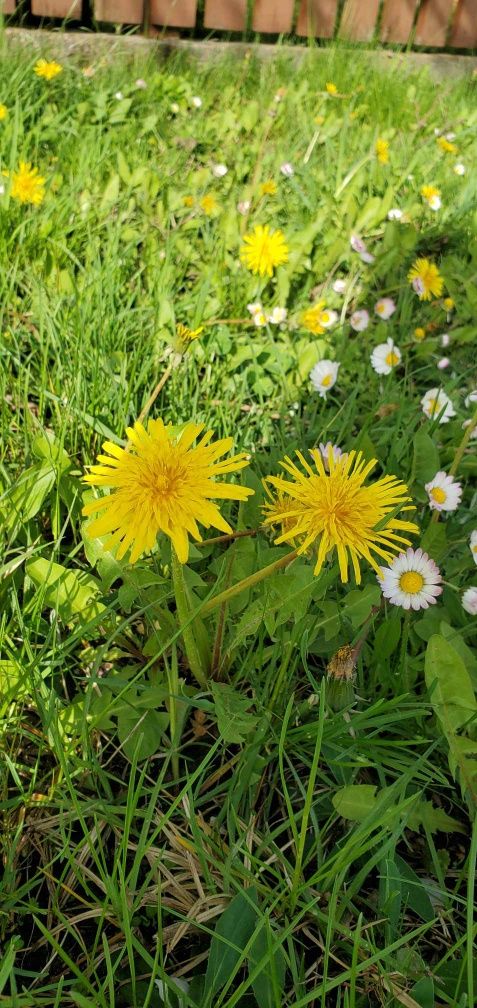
[296,0,339,38]
[203,0,247,30]
[31,0,81,14]
[94,0,143,23]
[151,0,197,27]
[414,0,454,47]
[252,0,294,34]
[380,0,419,43]
[451,0,477,48]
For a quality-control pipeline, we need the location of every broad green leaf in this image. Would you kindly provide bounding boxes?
[26,558,106,623]
[100,173,120,209]
[425,635,477,735]
[412,429,439,483]
[248,920,286,1008]
[344,584,381,628]
[420,522,447,562]
[392,855,435,923]
[205,889,258,998]
[332,785,378,821]
[373,612,402,660]
[4,463,55,529]
[117,707,169,762]
[211,683,258,744]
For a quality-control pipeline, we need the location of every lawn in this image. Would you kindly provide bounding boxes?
[1,34,477,1008]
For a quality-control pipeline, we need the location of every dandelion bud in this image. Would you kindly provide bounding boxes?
[326,645,356,711]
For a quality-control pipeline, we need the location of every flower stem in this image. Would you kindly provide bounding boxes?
[201,549,299,616]
[171,548,209,689]
[431,402,477,523]
[137,363,173,427]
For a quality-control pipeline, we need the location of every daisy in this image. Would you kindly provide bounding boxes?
[408,258,444,301]
[114,91,124,100]
[350,309,370,332]
[280,162,294,177]
[378,548,442,611]
[267,307,287,324]
[464,390,477,408]
[421,185,442,211]
[370,339,401,375]
[425,471,462,512]
[263,449,418,584]
[388,208,403,221]
[462,588,477,615]
[454,163,465,176]
[212,163,228,177]
[135,78,147,89]
[302,302,338,335]
[34,58,62,80]
[437,358,450,370]
[441,333,450,348]
[240,225,288,277]
[462,419,477,440]
[375,138,389,164]
[237,200,251,215]
[310,360,340,397]
[333,278,347,294]
[318,442,347,471]
[247,302,267,327]
[374,297,396,320]
[83,418,253,564]
[350,234,366,254]
[469,530,477,564]
[191,96,202,108]
[421,388,456,423]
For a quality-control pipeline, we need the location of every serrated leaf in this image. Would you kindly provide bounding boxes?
[211,683,258,744]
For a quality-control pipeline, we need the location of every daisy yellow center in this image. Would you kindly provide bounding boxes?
[82,418,253,565]
[430,487,446,504]
[427,398,439,415]
[399,571,424,594]
[385,351,399,367]
[321,374,333,387]
[264,449,418,585]
[320,311,330,324]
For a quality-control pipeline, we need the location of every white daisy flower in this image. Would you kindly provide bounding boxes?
[374,297,396,320]
[437,357,450,370]
[462,418,477,440]
[135,78,147,89]
[280,162,294,177]
[454,163,466,175]
[429,194,442,210]
[441,333,450,348]
[378,548,442,611]
[425,471,462,512]
[170,102,180,114]
[310,360,340,398]
[191,96,202,108]
[212,163,228,177]
[318,442,347,471]
[370,338,401,375]
[332,278,347,294]
[462,587,477,615]
[350,234,366,254]
[464,390,477,408]
[446,131,456,141]
[267,307,287,325]
[421,388,456,423]
[388,208,403,221]
[360,250,375,264]
[114,91,124,101]
[469,530,477,565]
[247,302,262,316]
[350,309,370,332]
[237,200,251,215]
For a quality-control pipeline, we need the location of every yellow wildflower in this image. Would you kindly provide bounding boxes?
[0,104,7,121]
[11,162,45,206]
[260,180,277,196]
[408,258,444,301]
[34,59,63,81]
[326,82,338,96]
[200,194,218,215]
[375,138,389,164]
[240,224,288,278]
[437,136,457,155]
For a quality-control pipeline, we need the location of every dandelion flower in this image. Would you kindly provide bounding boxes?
[437,136,457,155]
[375,297,396,320]
[240,224,288,278]
[263,449,418,584]
[302,301,338,335]
[378,548,442,611]
[260,179,277,196]
[408,258,444,301]
[421,387,456,423]
[200,194,218,215]
[310,360,340,397]
[425,471,462,512]
[414,327,426,342]
[421,185,442,211]
[350,309,370,332]
[325,82,338,95]
[375,138,389,164]
[0,104,7,121]
[82,418,253,565]
[462,588,477,615]
[370,338,401,375]
[469,530,477,565]
[34,59,63,80]
[11,162,45,206]
[175,323,203,350]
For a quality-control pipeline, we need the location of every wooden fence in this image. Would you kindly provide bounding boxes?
[1,0,477,50]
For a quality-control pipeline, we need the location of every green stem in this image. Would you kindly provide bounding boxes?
[171,548,208,689]
[201,548,299,617]
[290,679,326,912]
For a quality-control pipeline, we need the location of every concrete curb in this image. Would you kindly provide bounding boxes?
[3,27,477,78]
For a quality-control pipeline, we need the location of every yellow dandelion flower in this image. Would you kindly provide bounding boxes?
[375,138,389,164]
[240,224,288,278]
[326,82,338,96]
[421,184,441,210]
[260,179,277,196]
[262,487,302,548]
[183,195,194,208]
[0,104,7,121]
[437,136,457,155]
[443,297,454,310]
[175,323,203,350]
[11,162,45,206]
[302,301,337,335]
[82,418,253,565]
[408,258,444,301]
[314,114,325,125]
[200,194,218,215]
[34,59,63,81]
[263,449,418,585]
[413,327,426,342]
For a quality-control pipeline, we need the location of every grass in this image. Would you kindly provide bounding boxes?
[1,33,477,1008]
